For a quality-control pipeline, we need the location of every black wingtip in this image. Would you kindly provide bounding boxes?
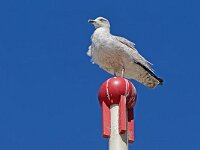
[134,61,164,86]
[158,77,164,85]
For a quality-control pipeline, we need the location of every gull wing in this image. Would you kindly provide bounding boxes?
[114,35,153,71]
[114,36,136,49]
[114,35,163,86]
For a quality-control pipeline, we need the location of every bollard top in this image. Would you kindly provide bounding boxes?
[98,77,137,108]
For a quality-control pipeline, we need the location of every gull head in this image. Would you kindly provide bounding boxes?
[88,17,110,29]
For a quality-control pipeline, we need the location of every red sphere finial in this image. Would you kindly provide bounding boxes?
[98,77,137,143]
[98,77,137,108]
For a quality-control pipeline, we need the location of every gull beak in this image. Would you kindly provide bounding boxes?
[88,19,95,24]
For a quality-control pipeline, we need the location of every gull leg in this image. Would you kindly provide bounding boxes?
[113,69,117,76]
[121,68,125,78]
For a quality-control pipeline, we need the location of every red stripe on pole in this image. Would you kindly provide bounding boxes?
[102,101,111,138]
[128,108,134,143]
[119,95,126,134]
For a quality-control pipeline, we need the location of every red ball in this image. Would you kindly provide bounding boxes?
[98,77,137,108]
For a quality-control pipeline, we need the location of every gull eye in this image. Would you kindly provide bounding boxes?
[100,18,106,22]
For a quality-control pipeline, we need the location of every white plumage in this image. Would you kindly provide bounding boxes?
[87,17,163,88]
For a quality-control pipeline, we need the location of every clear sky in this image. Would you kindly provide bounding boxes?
[0,0,199,150]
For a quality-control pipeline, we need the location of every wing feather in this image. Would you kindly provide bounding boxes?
[114,35,153,72]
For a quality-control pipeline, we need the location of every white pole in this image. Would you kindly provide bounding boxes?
[109,104,128,150]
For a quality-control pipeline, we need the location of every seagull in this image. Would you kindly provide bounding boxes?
[87,17,163,88]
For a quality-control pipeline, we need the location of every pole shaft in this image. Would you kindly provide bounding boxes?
[109,104,128,150]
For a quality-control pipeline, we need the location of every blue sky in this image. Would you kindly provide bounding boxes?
[0,0,199,150]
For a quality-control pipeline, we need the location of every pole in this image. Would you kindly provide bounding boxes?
[109,104,128,150]
[98,77,137,150]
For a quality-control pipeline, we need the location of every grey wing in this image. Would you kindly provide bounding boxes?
[114,35,153,72]
[114,35,164,88]
[114,36,135,48]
